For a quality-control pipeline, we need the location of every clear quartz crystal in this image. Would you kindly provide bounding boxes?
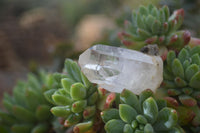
[78,44,163,94]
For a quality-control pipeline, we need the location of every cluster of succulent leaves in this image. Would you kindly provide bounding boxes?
[161,45,200,129]
[0,72,54,133]
[2,4,200,133]
[118,4,191,51]
[45,59,99,133]
[163,45,200,107]
[101,89,183,133]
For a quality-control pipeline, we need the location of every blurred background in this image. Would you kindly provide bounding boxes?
[0,0,200,102]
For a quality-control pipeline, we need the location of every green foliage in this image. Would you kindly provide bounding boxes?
[162,45,200,128]
[119,4,191,51]
[160,0,200,36]
[49,59,98,133]
[0,72,54,133]
[163,46,200,107]
[101,89,182,133]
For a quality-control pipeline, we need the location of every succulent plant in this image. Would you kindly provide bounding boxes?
[118,4,191,51]
[101,89,183,133]
[163,96,200,127]
[0,72,54,133]
[47,59,99,133]
[162,45,200,107]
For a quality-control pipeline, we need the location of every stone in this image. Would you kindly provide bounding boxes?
[78,44,163,94]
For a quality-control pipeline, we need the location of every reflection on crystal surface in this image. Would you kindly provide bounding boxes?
[79,44,163,94]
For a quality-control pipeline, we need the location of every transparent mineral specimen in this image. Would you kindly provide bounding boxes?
[78,44,163,94]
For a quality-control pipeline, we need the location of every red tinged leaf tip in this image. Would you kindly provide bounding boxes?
[183,31,191,45]
[163,22,168,28]
[121,32,131,37]
[174,9,184,20]
[122,40,133,46]
[172,109,177,114]
[64,120,69,127]
[99,88,107,96]
[124,20,129,26]
[104,93,116,109]
[59,118,65,125]
[164,97,179,107]
[159,36,165,43]
[189,37,200,47]
[118,32,124,40]
[180,98,197,107]
[83,110,89,117]
[161,82,166,87]
[73,104,77,108]
[145,37,157,44]
[170,34,178,44]
[73,127,80,133]
[176,77,181,82]
[161,50,168,61]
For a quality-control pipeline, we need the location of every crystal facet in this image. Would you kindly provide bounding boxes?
[78,44,163,94]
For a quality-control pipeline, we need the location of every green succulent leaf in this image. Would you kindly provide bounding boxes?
[156,99,167,111]
[178,48,189,64]
[71,100,87,113]
[83,106,96,119]
[136,115,148,124]
[64,59,82,82]
[189,71,200,90]
[35,105,52,121]
[137,28,151,38]
[139,6,148,16]
[11,124,33,133]
[105,119,125,133]
[0,111,17,125]
[143,97,158,124]
[152,20,161,35]
[2,100,13,114]
[44,89,56,104]
[137,14,145,30]
[182,60,190,70]
[31,123,48,133]
[70,83,87,100]
[190,45,200,55]
[179,95,197,107]
[123,124,133,133]
[87,91,98,106]
[51,106,71,117]
[65,113,82,127]
[185,64,199,82]
[162,80,176,89]
[120,89,141,113]
[73,121,93,133]
[52,93,73,106]
[154,107,178,131]
[167,51,176,68]
[145,15,155,31]
[101,109,120,123]
[144,123,154,133]
[61,78,75,93]
[80,72,91,88]
[174,77,187,87]
[119,104,137,123]
[163,6,170,21]
[13,105,36,123]
[139,89,153,107]
[172,59,184,79]
[191,53,200,65]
